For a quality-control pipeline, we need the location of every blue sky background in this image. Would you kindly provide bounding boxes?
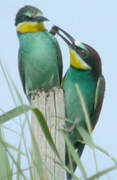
[0,0,117,179]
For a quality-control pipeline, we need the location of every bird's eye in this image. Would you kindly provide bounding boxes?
[80,50,86,57]
[22,15,28,20]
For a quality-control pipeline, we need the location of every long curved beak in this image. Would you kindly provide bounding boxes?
[52,25,91,70]
[51,25,77,48]
[35,16,49,22]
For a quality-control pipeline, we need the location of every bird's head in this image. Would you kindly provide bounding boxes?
[15,5,49,33]
[53,26,102,76]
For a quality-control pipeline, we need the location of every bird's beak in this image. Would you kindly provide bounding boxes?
[35,16,49,22]
[51,25,78,48]
[52,25,91,70]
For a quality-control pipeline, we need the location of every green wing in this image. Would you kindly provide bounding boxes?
[55,39,63,84]
[50,28,63,84]
[18,49,26,94]
[92,75,105,129]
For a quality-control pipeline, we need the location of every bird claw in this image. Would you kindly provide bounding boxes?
[28,90,38,100]
[62,118,80,133]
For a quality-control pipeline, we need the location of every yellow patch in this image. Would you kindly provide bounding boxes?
[70,48,90,70]
[17,22,46,33]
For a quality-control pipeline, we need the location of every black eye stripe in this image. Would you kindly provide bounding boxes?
[74,45,82,51]
[20,15,32,21]
[15,15,34,25]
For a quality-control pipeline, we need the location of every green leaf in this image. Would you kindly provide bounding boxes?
[88,166,117,180]
[0,105,31,124]
[0,129,12,180]
[32,108,62,162]
[31,125,44,180]
[77,126,93,148]
[63,133,87,180]
[0,105,61,162]
[5,146,27,180]
[0,61,17,106]
[95,145,117,165]
[1,140,25,156]
[75,84,99,174]
[75,84,92,134]
[16,142,21,180]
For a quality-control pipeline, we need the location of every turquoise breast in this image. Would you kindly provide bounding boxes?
[18,30,62,95]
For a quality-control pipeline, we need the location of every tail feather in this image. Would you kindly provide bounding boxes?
[66,143,85,180]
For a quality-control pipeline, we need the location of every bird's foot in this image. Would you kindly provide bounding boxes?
[28,90,39,100]
[63,118,80,133]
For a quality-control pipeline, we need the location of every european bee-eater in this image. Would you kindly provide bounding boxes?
[52,26,105,179]
[15,6,63,101]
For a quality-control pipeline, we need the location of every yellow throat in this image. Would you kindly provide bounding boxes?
[17,22,46,33]
[70,48,90,70]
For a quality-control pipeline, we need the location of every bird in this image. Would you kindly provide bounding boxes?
[15,5,63,101]
[51,26,105,179]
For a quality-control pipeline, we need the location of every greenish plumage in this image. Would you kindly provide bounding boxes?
[64,67,105,180]
[15,6,62,100]
[63,65,105,169]
[18,31,62,96]
[52,26,105,179]
[64,68,98,141]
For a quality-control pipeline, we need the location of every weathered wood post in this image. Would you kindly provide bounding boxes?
[31,87,65,180]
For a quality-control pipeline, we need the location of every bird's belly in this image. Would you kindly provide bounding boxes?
[25,63,59,91]
[63,80,96,144]
[63,77,96,128]
[19,32,60,91]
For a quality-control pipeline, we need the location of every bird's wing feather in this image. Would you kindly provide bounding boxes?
[92,75,105,128]
[18,49,26,93]
[50,28,63,84]
[55,39,63,83]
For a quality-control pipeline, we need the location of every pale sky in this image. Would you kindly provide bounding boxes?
[0,0,117,179]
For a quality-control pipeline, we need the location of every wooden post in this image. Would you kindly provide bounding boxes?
[31,87,65,180]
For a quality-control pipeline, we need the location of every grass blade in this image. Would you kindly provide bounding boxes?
[32,108,62,162]
[16,142,21,180]
[0,105,31,124]
[88,166,117,180]
[63,133,87,179]
[0,129,11,180]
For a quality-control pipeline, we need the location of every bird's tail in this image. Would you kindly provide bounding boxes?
[66,143,85,180]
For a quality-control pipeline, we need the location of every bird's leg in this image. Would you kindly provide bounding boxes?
[28,89,41,100]
[28,90,36,100]
[63,118,80,133]
[28,90,37,97]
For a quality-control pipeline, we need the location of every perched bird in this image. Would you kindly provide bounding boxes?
[15,6,62,100]
[52,26,105,179]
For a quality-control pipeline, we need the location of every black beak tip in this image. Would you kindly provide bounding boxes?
[50,25,60,35]
[52,25,59,31]
[36,16,49,22]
